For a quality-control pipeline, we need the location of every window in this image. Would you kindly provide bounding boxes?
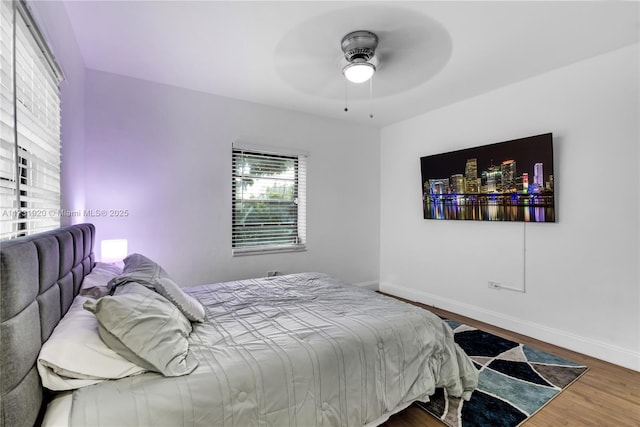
[232,145,307,255]
[0,0,63,240]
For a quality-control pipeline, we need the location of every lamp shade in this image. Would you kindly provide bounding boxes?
[101,239,128,264]
[343,62,375,84]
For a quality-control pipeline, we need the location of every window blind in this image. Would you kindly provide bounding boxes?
[0,0,62,240]
[232,147,307,255]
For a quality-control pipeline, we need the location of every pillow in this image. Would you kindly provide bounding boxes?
[109,253,206,322]
[37,296,146,391]
[80,262,123,298]
[84,283,199,377]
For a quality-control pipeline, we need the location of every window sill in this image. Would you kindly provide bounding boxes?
[232,245,307,257]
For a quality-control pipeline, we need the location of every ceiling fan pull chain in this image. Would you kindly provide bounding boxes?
[369,76,373,119]
[344,80,349,112]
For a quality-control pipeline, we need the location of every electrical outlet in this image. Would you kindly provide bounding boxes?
[488,281,501,290]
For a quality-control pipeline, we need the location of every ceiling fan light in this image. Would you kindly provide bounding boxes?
[343,62,375,84]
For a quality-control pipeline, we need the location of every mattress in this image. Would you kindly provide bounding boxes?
[60,273,478,426]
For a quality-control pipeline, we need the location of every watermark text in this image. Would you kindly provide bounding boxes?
[1,209,129,218]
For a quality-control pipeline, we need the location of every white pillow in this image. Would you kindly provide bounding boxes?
[42,391,72,427]
[37,296,146,391]
[79,262,122,298]
[84,283,198,377]
[110,253,206,322]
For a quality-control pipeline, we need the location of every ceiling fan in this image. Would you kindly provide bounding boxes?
[339,30,380,117]
[273,5,452,115]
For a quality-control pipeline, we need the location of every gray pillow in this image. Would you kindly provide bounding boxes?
[84,283,198,377]
[109,253,206,322]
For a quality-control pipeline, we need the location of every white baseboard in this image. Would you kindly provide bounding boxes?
[354,280,379,291]
[381,281,640,372]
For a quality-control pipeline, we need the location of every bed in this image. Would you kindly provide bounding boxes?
[0,224,478,427]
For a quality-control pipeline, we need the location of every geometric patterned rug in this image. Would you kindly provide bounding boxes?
[416,319,589,427]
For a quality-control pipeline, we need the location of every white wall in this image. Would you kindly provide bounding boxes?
[84,70,380,288]
[29,1,86,224]
[380,44,639,370]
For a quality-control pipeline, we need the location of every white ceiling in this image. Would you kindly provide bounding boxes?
[61,1,639,127]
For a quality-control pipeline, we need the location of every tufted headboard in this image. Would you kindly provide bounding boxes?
[1,224,96,427]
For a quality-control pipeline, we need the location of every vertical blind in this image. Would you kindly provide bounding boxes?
[0,0,62,240]
[232,146,307,255]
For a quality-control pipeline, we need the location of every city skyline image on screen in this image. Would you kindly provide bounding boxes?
[420,133,555,222]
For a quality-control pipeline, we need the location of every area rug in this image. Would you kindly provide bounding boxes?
[416,319,588,427]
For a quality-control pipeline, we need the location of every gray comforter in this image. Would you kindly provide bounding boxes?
[70,273,478,426]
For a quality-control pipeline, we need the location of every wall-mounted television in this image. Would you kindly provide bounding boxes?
[421,133,555,222]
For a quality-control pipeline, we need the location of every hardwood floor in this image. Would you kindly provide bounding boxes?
[379,295,640,427]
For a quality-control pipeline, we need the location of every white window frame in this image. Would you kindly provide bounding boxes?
[232,143,307,256]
